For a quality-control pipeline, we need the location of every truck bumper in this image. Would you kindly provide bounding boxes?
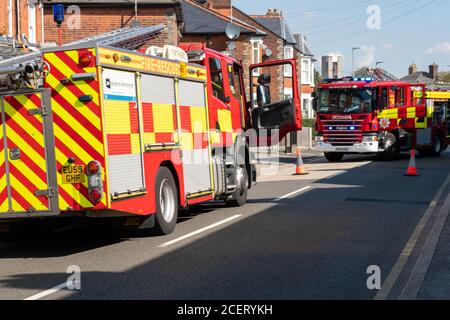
[313,141,379,153]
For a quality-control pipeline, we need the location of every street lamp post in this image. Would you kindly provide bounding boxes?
[352,47,360,77]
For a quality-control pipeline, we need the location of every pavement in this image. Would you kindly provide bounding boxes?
[0,149,449,300]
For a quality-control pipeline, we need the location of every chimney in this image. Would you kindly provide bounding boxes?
[429,63,438,81]
[408,63,417,75]
[266,8,282,17]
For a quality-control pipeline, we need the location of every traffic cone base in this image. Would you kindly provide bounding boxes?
[404,149,420,177]
[293,147,309,176]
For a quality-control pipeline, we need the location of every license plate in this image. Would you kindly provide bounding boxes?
[62,165,85,184]
[336,147,349,151]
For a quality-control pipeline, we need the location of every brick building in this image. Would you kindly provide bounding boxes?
[182,1,315,118]
[0,0,45,44]
[41,0,182,46]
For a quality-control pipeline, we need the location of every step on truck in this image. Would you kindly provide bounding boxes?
[0,25,302,235]
[312,76,450,161]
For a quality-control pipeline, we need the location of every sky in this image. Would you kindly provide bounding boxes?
[233,0,450,78]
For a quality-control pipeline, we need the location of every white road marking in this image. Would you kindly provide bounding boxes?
[400,188,450,300]
[158,215,242,248]
[374,173,450,300]
[274,186,312,202]
[24,282,67,301]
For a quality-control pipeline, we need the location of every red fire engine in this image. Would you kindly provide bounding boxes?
[0,26,302,234]
[313,76,450,161]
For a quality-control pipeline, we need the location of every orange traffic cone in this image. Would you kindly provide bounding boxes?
[405,149,420,177]
[293,147,309,176]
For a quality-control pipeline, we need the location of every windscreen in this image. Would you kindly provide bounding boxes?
[318,88,375,114]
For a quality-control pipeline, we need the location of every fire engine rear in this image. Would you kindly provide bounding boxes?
[0,25,302,235]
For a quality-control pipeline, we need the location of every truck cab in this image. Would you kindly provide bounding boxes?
[313,77,441,161]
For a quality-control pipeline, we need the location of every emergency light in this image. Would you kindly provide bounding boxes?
[53,4,65,26]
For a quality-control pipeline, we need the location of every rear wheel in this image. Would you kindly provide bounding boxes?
[154,167,178,235]
[431,134,443,157]
[226,165,248,207]
[324,152,344,162]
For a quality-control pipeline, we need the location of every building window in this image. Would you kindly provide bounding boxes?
[302,98,310,118]
[284,46,293,77]
[251,39,263,75]
[301,58,311,85]
[209,58,226,102]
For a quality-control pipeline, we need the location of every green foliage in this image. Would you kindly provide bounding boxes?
[302,118,315,128]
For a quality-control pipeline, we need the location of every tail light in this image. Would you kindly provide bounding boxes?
[86,160,103,204]
[79,52,94,68]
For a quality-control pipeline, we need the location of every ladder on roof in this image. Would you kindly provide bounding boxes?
[0,24,165,69]
[65,24,165,50]
[360,67,398,82]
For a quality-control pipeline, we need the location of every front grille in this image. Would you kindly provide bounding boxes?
[322,120,363,146]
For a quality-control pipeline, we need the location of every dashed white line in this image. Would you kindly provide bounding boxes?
[274,186,312,202]
[24,282,67,301]
[158,214,242,248]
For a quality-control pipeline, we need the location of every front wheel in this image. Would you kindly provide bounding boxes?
[154,167,178,235]
[379,133,399,161]
[226,165,248,207]
[324,152,344,162]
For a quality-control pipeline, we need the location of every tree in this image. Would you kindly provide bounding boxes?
[314,70,322,86]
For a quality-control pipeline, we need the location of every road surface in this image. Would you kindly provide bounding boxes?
[0,151,449,300]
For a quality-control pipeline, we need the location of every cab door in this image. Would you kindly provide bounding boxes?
[249,59,302,142]
[207,55,234,147]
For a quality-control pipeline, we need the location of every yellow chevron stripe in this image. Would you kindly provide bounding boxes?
[4,101,45,149]
[0,174,6,195]
[10,199,24,212]
[0,199,8,212]
[45,53,100,105]
[52,122,99,166]
[50,98,104,155]
[13,95,44,124]
[5,123,46,169]
[9,159,47,191]
[46,73,101,130]
[10,175,48,211]
[3,122,82,209]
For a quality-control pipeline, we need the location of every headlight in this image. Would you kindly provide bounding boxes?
[363,135,378,142]
[315,136,324,142]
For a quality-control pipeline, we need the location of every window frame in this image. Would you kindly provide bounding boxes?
[250,39,263,76]
[284,46,294,77]
[208,57,226,103]
[301,58,311,85]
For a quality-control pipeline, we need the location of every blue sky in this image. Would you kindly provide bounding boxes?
[233,0,450,77]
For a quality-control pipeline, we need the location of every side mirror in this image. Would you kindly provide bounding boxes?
[312,99,318,112]
[224,96,231,104]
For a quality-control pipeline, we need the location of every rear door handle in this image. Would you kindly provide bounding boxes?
[9,148,20,160]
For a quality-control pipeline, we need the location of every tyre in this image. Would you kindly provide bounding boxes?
[153,167,178,235]
[379,133,399,161]
[226,165,248,207]
[324,152,344,162]
[431,134,443,157]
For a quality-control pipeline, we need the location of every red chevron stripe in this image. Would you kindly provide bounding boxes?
[51,111,104,161]
[53,51,99,93]
[44,57,101,117]
[9,165,48,208]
